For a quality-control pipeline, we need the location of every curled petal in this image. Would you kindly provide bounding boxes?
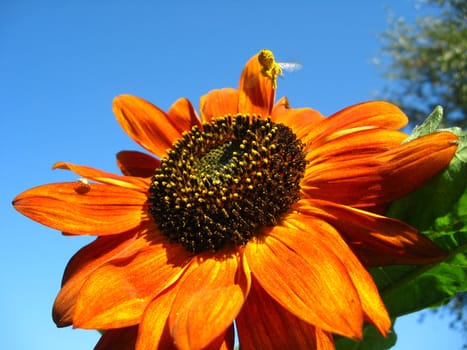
[238,52,274,117]
[199,88,239,123]
[113,95,182,158]
[370,131,458,201]
[303,131,458,208]
[167,97,201,132]
[169,251,250,350]
[73,244,191,329]
[301,199,447,265]
[237,279,335,350]
[116,151,160,177]
[246,225,363,338]
[13,182,147,235]
[53,162,149,191]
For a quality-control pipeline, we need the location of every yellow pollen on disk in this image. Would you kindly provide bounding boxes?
[149,114,306,253]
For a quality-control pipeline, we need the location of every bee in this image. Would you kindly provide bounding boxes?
[74,178,91,194]
[258,49,302,87]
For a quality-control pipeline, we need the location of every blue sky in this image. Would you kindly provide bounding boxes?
[1,0,464,349]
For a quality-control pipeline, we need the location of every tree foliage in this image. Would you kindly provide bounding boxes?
[378,0,466,127]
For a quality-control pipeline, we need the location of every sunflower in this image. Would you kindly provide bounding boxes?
[13,50,458,350]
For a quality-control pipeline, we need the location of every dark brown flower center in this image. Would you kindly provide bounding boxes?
[148,114,306,253]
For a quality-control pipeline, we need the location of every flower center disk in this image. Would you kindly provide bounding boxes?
[149,114,306,253]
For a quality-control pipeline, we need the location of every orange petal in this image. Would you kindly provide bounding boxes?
[306,128,407,165]
[188,325,235,350]
[302,101,408,147]
[302,127,407,207]
[212,325,235,350]
[369,131,458,202]
[169,251,250,350]
[53,225,157,327]
[54,232,138,326]
[167,97,201,132]
[116,151,160,177]
[302,131,458,208]
[285,209,391,335]
[13,182,147,235]
[73,244,191,329]
[199,88,239,123]
[53,162,149,192]
[136,283,180,350]
[113,95,182,158]
[137,270,236,350]
[245,225,364,338]
[301,199,447,265]
[237,278,335,350]
[271,96,324,139]
[238,51,274,117]
[95,326,138,350]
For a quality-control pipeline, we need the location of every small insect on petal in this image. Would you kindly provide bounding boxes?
[74,178,91,194]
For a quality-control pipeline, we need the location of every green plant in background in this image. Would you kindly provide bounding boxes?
[378,0,466,127]
[336,108,467,349]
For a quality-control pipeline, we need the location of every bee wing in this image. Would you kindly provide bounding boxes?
[277,62,303,72]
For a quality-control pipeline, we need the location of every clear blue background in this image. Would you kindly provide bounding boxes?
[1,0,464,349]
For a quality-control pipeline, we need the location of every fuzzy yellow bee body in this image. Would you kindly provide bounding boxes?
[258,49,302,88]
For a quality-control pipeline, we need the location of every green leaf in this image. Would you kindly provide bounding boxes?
[402,105,443,143]
[372,227,467,316]
[335,324,397,350]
